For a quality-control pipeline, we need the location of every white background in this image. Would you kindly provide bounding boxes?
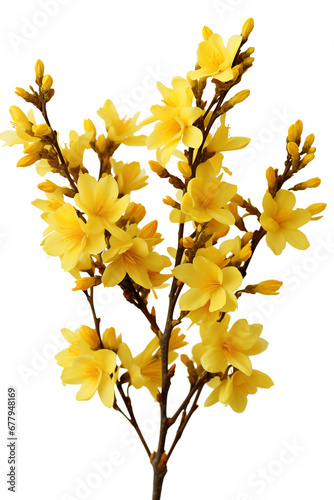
[0,0,333,499]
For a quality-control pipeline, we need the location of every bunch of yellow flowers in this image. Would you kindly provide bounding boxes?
[2,19,325,500]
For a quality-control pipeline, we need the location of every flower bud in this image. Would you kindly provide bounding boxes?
[17,154,40,167]
[123,202,146,223]
[266,167,276,189]
[301,133,315,154]
[229,89,250,106]
[149,160,164,175]
[32,124,52,136]
[299,153,315,168]
[37,180,59,193]
[163,195,178,207]
[181,237,194,249]
[291,178,321,191]
[23,142,43,154]
[287,142,299,159]
[241,18,254,39]
[177,161,192,179]
[41,74,53,92]
[96,134,107,153]
[247,280,283,295]
[241,231,253,246]
[35,59,44,80]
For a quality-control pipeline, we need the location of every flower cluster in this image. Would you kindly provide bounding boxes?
[2,19,325,425]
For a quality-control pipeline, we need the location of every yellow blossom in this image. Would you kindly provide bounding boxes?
[246,280,283,295]
[55,325,101,368]
[61,131,93,173]
[205,369,273,412]
[146,77,204,165]
[195,315,266,376]
[110,158,148,194]
[74,173,130,235]
[42,203,106,271]
[61,346,118,408]
[207,114,250,154]
[181,162,237,224]
[118,338,161,399]
[173,255,242,313]
[187,29,242,83]
[97,99,146,146]
[260,190,311,255]
[102,230,171,289]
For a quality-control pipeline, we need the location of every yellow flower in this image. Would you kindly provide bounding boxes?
[196,315,265,376]
[260,190,311,255]
[146,77,204,165]
[187,30,242,83]
[173,255,242,312]
[118,338,161,399]
[74,173,130,235]
[102,230,171,289]
[207,114,250,154]
[110,158,148,194]
[205,370,274,413]
[55,325,101,368]
[61,347,118,408]
[0,107,40,147]
[97,100,146,146]
[61,131,93,173]
[181,162,237,224]
[32,190,65,225]
[42,203,106,271]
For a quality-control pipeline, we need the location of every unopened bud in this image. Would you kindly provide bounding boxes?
[96,134,107,153]
[37,179,59,193]
[41,74,53,92]
[35,59,44,80]
[299,153,315,168]
[177,161,192,179]
[149,160,164,175]
[32,124,52,136]
[230,193,244,206]
[266,167,276,189]
[123,202,146,223]
[202,26,213,40]
[247,280,283,295]
[17,154,40,167]
[229,89,250,106]
[163,196,178,208]
[241,18,254,39]
[291,177,321,191]
[287,142,299,159]
[181,237,194,249]
[301,133,315,154]
[103,327,122,352]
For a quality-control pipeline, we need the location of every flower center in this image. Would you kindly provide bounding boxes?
[275,208,291,225]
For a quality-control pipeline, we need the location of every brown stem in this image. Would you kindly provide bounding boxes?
[116,382,152,458]
[40,100,78,193]
[83,288,102,345]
